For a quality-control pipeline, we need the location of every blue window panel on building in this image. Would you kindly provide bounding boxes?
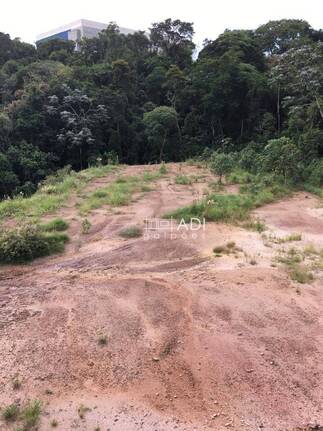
[38,30,70,43]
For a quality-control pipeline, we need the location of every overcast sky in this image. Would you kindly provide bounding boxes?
[1,0,322,49]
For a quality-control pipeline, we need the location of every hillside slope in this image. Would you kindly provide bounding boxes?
[0,163,323,431]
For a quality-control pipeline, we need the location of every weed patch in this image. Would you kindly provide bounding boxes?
[2,404,19,422]
[119,226,142,238]
[40,218,69,232]
[21,400,41,429]
[175,175,192,185]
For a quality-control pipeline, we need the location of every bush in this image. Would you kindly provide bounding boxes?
[22,400,41,429]
[41,218,69,232]
[175,175,192,185]
[303,159,323,187]
[165,175,291,224]
[81,218,91,234]
[119,226,142,238]
[2,404,19,422]
[210,152,235,183]
[0,225,69,264]
[289,265,314,284]
[159,162,167,174]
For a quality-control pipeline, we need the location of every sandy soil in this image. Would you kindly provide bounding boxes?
[0,163,323,431]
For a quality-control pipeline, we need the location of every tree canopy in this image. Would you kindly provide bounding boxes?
[0,17,322,197]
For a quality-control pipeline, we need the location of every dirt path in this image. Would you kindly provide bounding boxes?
[0,164,323,431]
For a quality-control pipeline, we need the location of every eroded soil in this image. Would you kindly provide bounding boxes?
[0,164,322,431]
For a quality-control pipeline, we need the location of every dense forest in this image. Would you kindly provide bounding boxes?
[0,18,322,198]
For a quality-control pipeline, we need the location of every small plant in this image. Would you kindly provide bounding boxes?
[175,175,192,185]
[97,334,107,345]
[213,242,242,256]
[303,244,319,256]
[143,171,160,182]
[2,404,19,422]
[22,400,41,429]
[226,241,236,249]
[159,162,167,174]
[242,219,266,233]
[213,245,225,254]
[78,404,91,419]
[12,376,22,390]
[51,419,58,427]
[81,218,92,234]
[289,265,314,284]
[119,226,142,239]
[274,233,302,243]
[41,218,69,232]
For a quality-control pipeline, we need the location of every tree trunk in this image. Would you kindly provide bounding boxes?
[80,146,83,170]
[159,131,167,162]
[277,83,281,135]
[315,95,323,120]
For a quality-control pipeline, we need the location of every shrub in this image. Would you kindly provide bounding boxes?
[213,242,241,256]
[22,400,41,429]
[159,162,167,174]
[41,218,69,232]
[210,152,235,183]
[242,219,267,232]
[261,137,301,183]
[289,265,314,284]
[97,334,107,345]
[0,225,69,264]
[119,226,142,238]
[81,218,91,234]
[12,376,22,390]
[303,159,323,187]
[2,404,19,422]
[175,175,192,185]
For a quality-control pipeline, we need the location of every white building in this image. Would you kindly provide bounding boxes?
[36,19,136,50]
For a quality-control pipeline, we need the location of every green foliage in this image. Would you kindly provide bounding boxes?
[79,173,152,214]
[0,18,322,198]
[213,241,241,256]
[289,265,314,284]
[0,225,69,264]
[2,404,19,422]
[159,162,167,174]
[0,165,117,221]
[143,106,179,162]
[119,226,142,238]
[165,175,291,223]
[40,218,69,232]
[262,137,301,182]
[81,218,92,234]
[255,19,313,54]
[21,400,41,429]
[210,153,235,183]
[175,175,192,185]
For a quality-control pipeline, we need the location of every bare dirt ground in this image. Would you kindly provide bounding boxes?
[0,163,323,431]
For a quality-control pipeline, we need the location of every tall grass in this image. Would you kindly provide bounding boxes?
[79,170,162,214]
[0,165,118,221]
[79,179,140,214]
[165,180,291,223]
